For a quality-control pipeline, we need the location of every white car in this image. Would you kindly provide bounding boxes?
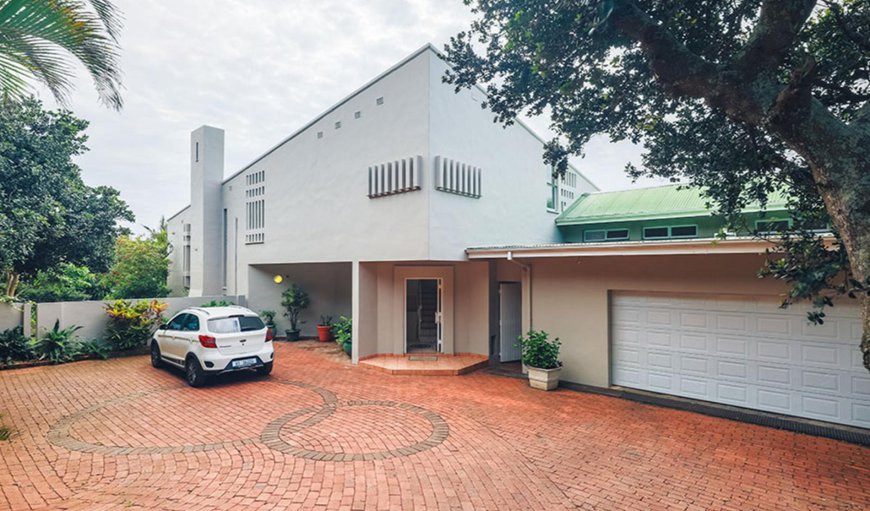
[150,306,274,387]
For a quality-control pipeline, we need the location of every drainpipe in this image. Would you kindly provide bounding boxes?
[506,251,533,331]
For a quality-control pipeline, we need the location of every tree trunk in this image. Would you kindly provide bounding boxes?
[4,272,20,297]
[767,100,870,371]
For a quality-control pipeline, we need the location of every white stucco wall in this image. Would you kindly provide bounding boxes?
[426,51,597,260]
[166,206,190,296]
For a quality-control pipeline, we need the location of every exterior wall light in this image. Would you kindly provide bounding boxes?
[273,275,284,284]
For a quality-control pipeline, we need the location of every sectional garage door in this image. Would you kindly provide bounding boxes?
[611,293,870,428]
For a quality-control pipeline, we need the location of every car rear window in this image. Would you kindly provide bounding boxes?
[208,315,265,334]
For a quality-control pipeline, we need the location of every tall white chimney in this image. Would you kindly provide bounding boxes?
[188,125,224,297]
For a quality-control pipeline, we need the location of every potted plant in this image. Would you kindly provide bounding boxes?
[316,315,333,342]
[260,310,277,340]
[334,316,352,356]
[516,330,561,390]
[281,284,309,341]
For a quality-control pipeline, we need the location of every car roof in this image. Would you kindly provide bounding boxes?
[181,305,259,318]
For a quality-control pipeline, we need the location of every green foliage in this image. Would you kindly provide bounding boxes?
[78,339,110,360]
[0,98,133,297]
[318,315,333,327]
[103,221,170,299]
[516,330,561,370]
[0,0,124,109]
[17,263,108,302]
[444,0,870,331]
[333,316,352,348]
[104,299,167,351]
[201,299,233,307]
[0,326,32,363]
[281,284,310,332]
[32,320,81,364]
[260,310,276,325]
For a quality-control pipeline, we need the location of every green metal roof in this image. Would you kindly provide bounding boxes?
[556,184,788,226]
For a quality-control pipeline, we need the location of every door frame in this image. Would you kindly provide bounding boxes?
[498,281,523,363]
[393,266,454,355]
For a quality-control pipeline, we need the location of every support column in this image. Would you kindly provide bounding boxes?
[352,261,378,364]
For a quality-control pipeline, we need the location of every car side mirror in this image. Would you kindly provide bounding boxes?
[159,324,168,330]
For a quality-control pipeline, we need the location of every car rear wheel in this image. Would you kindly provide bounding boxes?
[256,362,273,376]
[150,341,162,368]
[186,358,208,388]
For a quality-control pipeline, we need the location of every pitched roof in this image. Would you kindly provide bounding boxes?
[555,184,788,226]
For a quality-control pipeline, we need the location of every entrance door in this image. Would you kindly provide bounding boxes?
[499,283,523,362]
[406,279,442,352]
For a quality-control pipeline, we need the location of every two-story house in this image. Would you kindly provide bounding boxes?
[167,44,868,430]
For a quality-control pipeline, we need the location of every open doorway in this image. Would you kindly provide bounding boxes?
[406,278,442,352]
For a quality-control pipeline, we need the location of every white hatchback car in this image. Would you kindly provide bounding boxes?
[150,306,274,387]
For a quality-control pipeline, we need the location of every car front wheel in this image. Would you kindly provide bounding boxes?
[150,341,162,368]
[186,358,208,388]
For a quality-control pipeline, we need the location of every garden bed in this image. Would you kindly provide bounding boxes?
[0,346,148,371]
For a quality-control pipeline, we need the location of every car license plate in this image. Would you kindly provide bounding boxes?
[232,358,257,369]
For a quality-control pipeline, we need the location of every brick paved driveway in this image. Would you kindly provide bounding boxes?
[0,341,868,511]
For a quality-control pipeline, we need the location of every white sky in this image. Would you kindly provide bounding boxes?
[38,0,662,232]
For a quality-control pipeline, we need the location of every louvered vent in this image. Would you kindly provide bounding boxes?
[434,156,481,198]
[367,156,423,198]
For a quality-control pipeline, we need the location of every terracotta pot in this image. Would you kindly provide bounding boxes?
[316,325,333,342]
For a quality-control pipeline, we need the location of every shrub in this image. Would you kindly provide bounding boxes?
[0,326,33,363]
[516,330,561,370]
[104,299,167,351]
[32,320,82,364]
[78,339,110,360]
[201,299,233,307]
[260,310,276,325]
[333,316,352,347]
[281,284,309,332]
[318,315,333,327]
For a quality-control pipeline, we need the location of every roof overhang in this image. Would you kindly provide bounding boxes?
[466,237,799,260]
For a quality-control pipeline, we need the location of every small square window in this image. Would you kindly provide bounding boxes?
[606,229,629,240]
[756,220,790,234]
[376,97,384,105]
[334,121,341,130]
[584,230,606,242]
[317,131,323,139]
[354,111,361,119]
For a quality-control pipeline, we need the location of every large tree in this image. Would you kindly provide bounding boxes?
[0,97,133,296]
[445,0,870,371]
[0,0,123,109]
[102,220,171,299]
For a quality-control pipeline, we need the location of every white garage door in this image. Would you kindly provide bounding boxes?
[611,293,870,428]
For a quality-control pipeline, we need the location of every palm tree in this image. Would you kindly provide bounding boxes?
[0,0,123,109]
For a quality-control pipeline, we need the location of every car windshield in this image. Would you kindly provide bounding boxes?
[208,315,265,334]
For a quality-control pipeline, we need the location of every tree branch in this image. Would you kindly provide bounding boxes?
[609,0,722,99]
[731,0,817,79]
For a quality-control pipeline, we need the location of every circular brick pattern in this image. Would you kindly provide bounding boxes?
[260,400,449,461]
[48,380,337,456]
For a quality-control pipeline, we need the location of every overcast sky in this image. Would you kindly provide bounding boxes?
[39,0,662,232]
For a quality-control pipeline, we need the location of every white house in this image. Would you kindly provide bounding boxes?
[167,44,869,430]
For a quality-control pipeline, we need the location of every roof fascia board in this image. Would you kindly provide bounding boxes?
[466,238,778,259]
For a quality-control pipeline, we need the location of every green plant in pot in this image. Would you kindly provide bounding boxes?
[260,310,277,340]
[516,330,561,391]
[316,315,333,342]
[333,316,352,356]
[281,284,309,341]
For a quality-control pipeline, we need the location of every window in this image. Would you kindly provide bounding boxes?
[245,171,266,244]
[167,314,187,331]
[317,131,323,139]
[670,225,698,238]
[376,96,384,105]
[208,315,265,334]
[183,314,200,332]
[433,156,482,198]
[547,175,558,211]
[334,121,341,130]
[643,227,669,239]
[354,111,361,119]
[643,225,698,240]
[222,209,228,288]
[195,142,199,162]
[756,219,790,234]
[584,229,629,242]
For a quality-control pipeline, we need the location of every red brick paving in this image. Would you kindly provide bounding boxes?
[0,341,868,510]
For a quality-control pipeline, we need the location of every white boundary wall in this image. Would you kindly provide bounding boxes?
[35,295,246,342]
[0,303,23,331]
